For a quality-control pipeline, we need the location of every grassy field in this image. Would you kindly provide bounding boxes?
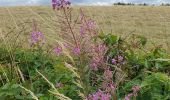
[0,6,170,49]
[0,5,170,99]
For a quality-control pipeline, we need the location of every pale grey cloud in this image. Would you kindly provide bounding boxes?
[0,0,170,6]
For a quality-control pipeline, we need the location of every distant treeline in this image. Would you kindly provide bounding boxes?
[113,2,170,6]
[113,2,149,6]
[161,3,170,6]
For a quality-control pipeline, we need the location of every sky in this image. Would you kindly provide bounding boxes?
[0,0,170,6]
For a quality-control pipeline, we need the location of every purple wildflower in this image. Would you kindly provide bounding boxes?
[89,56,101,71]
[52,0,57,10]
[52,0,71,10]
[54,47,62,55]
[97,44,107,53]
[124,85,140,100]
[112,58,117,65]
[109,82,116,92]
[87,90,111,100]
[89,44,107,70]
[102,81,116,93]
[101,93,111,100]
[95,44,107,59]
[65,0,71,5]
[92,91,100,100]
[31,31,45,46]
[73,46,80,55]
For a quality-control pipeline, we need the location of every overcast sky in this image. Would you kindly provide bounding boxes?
[0,0,170,6]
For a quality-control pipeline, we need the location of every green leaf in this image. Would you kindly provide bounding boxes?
[103,34,118,46]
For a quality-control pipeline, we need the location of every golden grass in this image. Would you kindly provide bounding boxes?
[0,6,170,49]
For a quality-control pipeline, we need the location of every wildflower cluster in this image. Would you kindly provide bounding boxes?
[31,32,44,46]
[30,20,45,47]
[112,55,126,65]
[50,0,143,100]
[79,9,98,38]
[88,67,116,100]
[90,44,107,70]
[78,9,109,71]
[87,90,111,100]
[79,9,118,99]
[52,0,71,10]
[102,68,116,95]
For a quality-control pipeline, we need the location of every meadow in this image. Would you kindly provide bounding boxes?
[0,3,170,100]
[0,6,170,49]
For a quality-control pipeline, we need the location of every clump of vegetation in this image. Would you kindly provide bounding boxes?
[0,0,170,100]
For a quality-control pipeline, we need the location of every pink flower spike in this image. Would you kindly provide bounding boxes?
[87,90,111,100]
[52,0,57,10]
[73,47,80,55]
[54,47,62,56]
[92,94,99,100]
[101,93,111,100]
[110,82,116,92]
[98,44,107,53]
[51,0,71,10]
[31,31,45,46]
[112,58,117,64]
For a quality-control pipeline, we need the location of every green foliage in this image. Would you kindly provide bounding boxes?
[0,48,81,99]
[103,34,118,46]
[0,33,170,100]
[99,33,170,99]
[139,72,170,100]
[0,83,22,99]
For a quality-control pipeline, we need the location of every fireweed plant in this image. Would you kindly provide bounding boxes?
[30,20,45,47]
[51,0,141,100]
